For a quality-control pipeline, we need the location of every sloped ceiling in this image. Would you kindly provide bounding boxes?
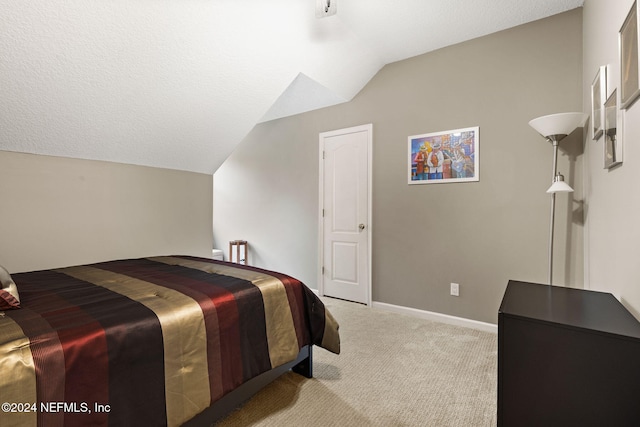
[0,0,583,174]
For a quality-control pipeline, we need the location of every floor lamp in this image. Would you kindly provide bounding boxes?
[529,112,587,285]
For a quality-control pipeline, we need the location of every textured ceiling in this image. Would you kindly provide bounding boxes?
[0,0,583,174]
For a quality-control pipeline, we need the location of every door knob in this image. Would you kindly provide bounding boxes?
[359,224,365,231]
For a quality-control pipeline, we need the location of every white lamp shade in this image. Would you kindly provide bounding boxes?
[546,173,574,193]
[529,112,587,138]
[547,180,574,193]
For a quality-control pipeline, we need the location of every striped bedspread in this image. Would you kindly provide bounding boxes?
[0,256,340,427]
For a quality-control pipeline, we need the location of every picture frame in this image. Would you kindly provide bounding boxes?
[619,1,640,109]
[591,65,607,140]
[604,89,622,169]
[408,126,479,185]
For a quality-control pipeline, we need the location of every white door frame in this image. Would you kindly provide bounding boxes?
[318,124,372,306]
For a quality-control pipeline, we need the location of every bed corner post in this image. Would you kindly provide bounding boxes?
[292,345,313,378]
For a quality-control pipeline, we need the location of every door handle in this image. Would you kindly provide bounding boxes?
[359,224,365,231]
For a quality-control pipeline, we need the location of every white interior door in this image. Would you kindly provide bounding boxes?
[319,124,371,305]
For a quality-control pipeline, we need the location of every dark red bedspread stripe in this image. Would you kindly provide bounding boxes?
[12,270,167,427]
[301,285,328,348]
[7,301,66,427]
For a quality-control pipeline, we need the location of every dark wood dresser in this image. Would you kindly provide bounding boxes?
[498,280,640,426]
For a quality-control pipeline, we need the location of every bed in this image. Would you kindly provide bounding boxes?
[0,255,340,427]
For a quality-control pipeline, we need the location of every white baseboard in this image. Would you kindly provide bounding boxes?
[371,301,497,334]
[316,289,497,333]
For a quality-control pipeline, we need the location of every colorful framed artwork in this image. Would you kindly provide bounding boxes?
[408,126,479,185]
[604,89,622,169]
[591,65,607,140]
[620,1,640,109]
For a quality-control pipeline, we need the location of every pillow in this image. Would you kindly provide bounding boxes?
[0,264,20,310]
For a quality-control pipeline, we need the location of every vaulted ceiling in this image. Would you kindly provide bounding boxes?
[0,0,583,174]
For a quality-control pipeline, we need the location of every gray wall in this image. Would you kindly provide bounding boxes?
[582,0,640,319]
[0,150,213,273]
[214,9,583,324]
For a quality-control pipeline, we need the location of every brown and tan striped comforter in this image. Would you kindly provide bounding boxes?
[0,256,340,427]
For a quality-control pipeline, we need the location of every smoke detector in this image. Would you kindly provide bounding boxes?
[316,0,337,18]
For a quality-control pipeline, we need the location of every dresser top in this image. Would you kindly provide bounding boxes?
[500,280,640,339]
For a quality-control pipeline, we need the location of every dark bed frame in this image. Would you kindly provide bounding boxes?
[183,345,313,426]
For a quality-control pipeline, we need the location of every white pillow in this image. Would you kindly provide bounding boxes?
[0,264,20,309]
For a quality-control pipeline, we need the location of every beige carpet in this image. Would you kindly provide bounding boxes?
[216,297,497,426]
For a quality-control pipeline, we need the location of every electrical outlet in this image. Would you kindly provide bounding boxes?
[450,283,460,297]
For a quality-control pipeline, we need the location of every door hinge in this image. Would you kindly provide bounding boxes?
[323,151,326,160]
[322,209,325,217]
[322,266,325,275]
